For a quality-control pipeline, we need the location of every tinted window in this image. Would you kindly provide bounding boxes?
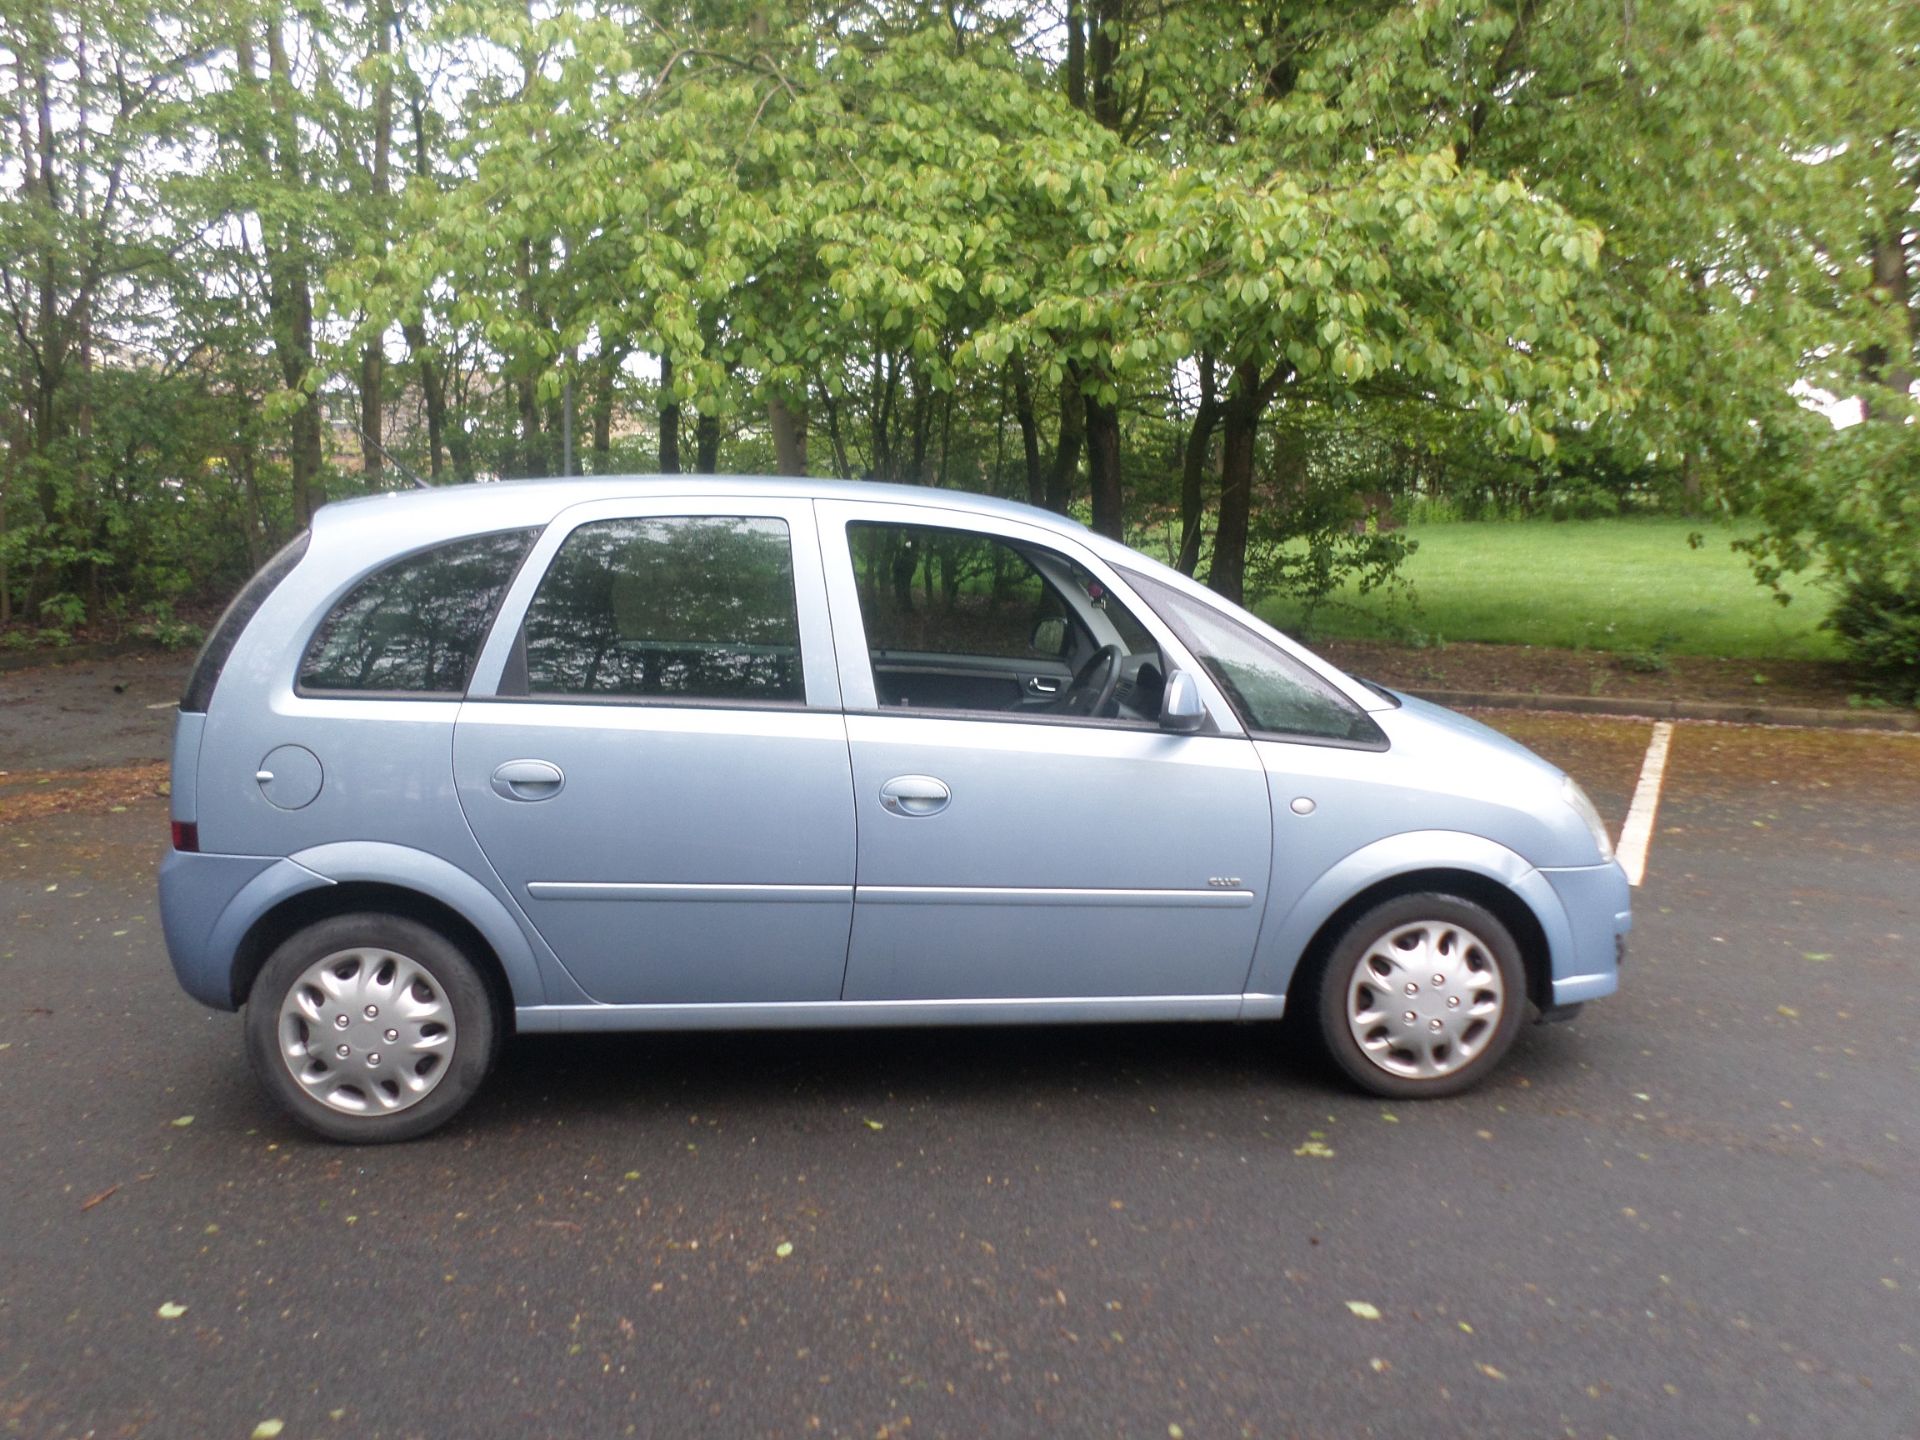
[300,529,537,695]
[182,530,310,711]
[1126,570,1383,745]
[521,516,802,702]
[849,523,1072,660]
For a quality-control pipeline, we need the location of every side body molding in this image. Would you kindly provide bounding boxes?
[290,841,580,1009]
[1247,829,1573,999]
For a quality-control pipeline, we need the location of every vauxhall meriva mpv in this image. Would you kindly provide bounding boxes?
[160,478,1629,1141]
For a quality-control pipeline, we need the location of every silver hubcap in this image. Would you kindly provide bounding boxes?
[277,948,456,1116]
[1346,920,1505,1081]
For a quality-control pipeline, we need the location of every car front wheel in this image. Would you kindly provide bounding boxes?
[245,913,497,1143]
[1316,893,1526,1099]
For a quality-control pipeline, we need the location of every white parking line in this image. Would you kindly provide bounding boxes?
[1616,721,1674,887]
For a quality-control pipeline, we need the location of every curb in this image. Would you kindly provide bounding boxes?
[1408,687,1920,733]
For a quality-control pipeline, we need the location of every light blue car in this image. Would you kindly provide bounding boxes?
[160,478,1628,1141]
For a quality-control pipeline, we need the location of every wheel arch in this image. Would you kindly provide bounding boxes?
[229,841,556,1020]
[231,881,517,1034]
[1289,869,1554,1015]
[1251,832,1570,1013]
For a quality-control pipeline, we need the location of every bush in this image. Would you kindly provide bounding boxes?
[1745,416,1920,698]
[1826,577,1920,698]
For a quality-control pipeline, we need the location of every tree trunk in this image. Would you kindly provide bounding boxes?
[1208,361,1265,605]
[590,357,617,473]
[359,0,394,488]
[1046,369,1083,514]
[658,356,681,473]
[1085,393,1122,538]
[403,321,447,479]
[1861,220,1916,418]
[261,20,322,524]
[1088,0,1121,130]
[514,238,540,476]
[694,413,720,473]
[1177,355,1219,576]
[1064,0,1085,111]
[1010,358,1044,507]
[769,394,808,475]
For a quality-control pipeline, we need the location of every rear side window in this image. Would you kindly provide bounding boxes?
[1125,569,1384,746]
[517,516,802,703]
[181,531,311,712]
[299,529,538,695]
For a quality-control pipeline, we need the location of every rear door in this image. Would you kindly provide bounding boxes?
[454,498,854,1006]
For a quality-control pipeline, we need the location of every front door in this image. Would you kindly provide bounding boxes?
[816,501,1272,1001]
[454,499,855,1005]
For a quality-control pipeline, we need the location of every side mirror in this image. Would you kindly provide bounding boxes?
[1159,670,1207,733]
[1029,616,1068,657]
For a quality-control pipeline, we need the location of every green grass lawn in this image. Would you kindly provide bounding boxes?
[1257,517,1839,661]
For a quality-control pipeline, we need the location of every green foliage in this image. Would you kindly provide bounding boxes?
[1745,420,1920,690]
[1,0,1914,685]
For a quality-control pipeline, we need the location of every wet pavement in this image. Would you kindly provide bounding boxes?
[0,652,189,774]
[1,700,1917,1439]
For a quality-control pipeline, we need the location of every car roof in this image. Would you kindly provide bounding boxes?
[313,475,1089,539]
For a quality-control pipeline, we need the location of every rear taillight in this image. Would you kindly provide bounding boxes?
[171,820,199,852]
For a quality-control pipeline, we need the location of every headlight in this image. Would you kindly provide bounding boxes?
[1562,776,1613,861]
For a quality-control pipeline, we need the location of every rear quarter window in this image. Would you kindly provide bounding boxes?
[181,531,312,713]
[299,529,538,696]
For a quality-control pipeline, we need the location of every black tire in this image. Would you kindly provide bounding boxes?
[245,912,497,1143]
[1314,892,1526,1100]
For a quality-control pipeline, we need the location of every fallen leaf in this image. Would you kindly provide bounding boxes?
[775,1241,794,1258]
[156,1301,187,1319]
[1475,1362,1507,1381]
[1803,952,1833,962]
[251,1422,284,1439]
[1379,1112,1399,1123]
[1294,1139,1335,1159]
[170,1115,194,1128]
[1369,1357,1390,1373]
[1777,1006,1799,1019]
[1458,1321,1474,1333]
[80,1184,119,1212]
[624,1170,641,1181]
[1345,1300,1382,1321]
[863,1118,885,1131]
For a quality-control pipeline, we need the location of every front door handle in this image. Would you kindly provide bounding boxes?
[1026,675,1062,695]
[879,775,951,817]
[490,759,565,802]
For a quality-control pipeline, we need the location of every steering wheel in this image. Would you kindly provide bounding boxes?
[1052,644,1124,718]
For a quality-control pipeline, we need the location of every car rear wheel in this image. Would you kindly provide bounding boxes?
[1315,893,1525,1099]
[245,913,496,1143]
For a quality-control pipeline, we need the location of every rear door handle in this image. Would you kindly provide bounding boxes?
[490,759,565,802]
[879,775,951,817]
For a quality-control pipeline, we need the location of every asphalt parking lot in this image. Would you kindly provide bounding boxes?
[2,670,1917,1438]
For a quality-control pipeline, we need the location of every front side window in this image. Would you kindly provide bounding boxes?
[300,529,537,695]
[1126,570,1383,745]
[518,515,802,703]
[849,522,1073,661]
[848,521,1164,722]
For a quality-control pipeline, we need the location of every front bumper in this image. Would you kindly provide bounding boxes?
[1538,859,1632,1008]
